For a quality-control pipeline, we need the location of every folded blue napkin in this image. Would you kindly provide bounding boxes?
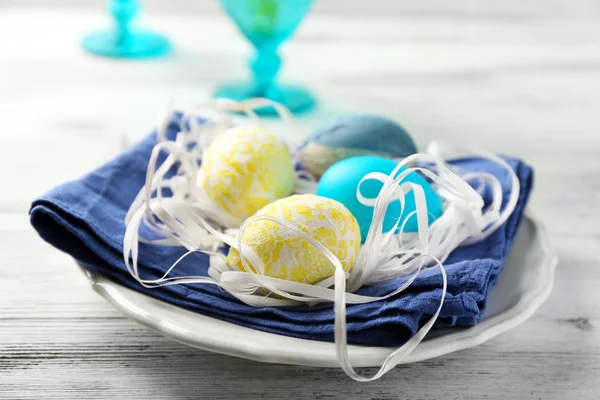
[30,117,533,346]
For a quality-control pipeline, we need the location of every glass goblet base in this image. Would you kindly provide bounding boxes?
[214,83,316,116]
[82,30,172,59]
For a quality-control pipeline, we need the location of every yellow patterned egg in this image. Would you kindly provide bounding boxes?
[226,194,362,285]
[201,125,294,220]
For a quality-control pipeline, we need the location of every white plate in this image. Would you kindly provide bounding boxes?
[82,212,557,367]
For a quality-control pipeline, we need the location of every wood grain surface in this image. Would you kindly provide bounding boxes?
[1,1,599,398]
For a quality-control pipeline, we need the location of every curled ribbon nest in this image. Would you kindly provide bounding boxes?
[123,98,520,381]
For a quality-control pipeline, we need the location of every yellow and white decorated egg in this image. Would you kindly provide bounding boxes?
[226,194,362,285]
[200,125,294,221]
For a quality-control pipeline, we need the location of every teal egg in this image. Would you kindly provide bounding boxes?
[316,156,443,242]
[300,114,417,177]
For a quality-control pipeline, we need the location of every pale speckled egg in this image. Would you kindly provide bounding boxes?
[226,194,361,285]
[200,125,294,221]
[300,113,418,178]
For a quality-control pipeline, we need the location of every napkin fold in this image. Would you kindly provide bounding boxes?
[30,118,533,346]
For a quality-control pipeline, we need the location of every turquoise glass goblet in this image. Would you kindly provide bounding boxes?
[215,0,316,115]
[82,0,172,59]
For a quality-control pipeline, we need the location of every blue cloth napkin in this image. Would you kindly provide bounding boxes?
[30,118,533,346]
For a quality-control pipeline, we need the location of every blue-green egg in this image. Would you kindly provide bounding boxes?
[300,113,417,177]
[316,156,443,242]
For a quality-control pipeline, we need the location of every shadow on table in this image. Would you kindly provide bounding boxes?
[112,333,577,400]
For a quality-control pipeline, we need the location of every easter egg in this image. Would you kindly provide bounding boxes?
[300,114,417,177]
[316,156,443,241]
[226,194,361,285]
[200,125,294,220]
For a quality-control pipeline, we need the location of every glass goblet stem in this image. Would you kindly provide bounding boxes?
[250,47,281,94]
[110,0,139,44]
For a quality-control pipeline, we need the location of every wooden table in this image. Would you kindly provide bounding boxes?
[1,2,599,398]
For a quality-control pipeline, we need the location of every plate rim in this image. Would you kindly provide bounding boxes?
[83,211,558,367]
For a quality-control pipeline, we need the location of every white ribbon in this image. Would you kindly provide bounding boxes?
[122,99,520,381]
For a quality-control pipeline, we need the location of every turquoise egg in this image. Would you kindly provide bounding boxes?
[300,114,417,177]
[316,156,443,242]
